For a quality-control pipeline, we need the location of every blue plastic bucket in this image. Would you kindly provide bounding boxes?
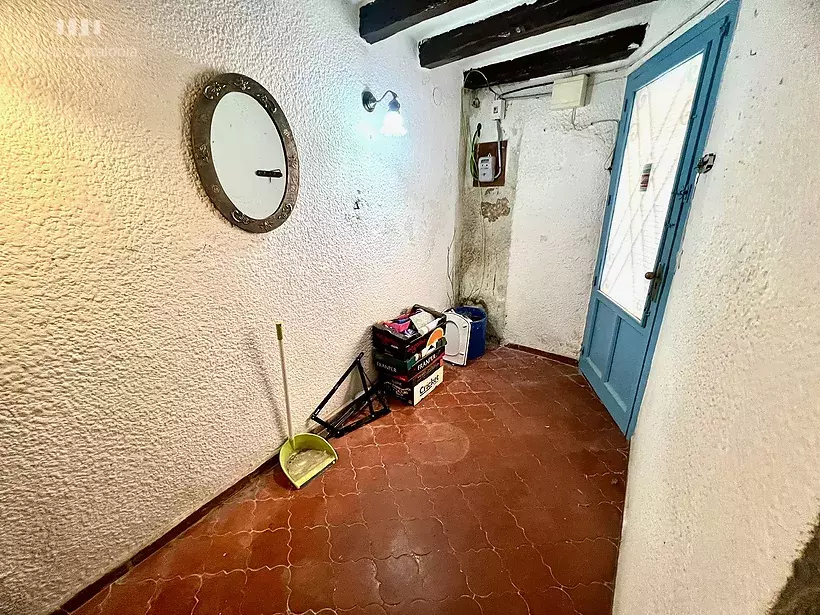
[454,306,487,361]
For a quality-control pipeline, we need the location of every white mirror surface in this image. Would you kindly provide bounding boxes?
[210,91,287,220]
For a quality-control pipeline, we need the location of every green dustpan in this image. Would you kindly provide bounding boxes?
[279,433,337,488]
[276,323,337,489]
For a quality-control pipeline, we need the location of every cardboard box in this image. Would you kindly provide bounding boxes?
[377,348,445,382]
[382,360,444,406]
[374,338,446,378]
[372,305,446,360]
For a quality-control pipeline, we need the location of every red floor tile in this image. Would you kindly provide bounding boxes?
[447,459,488,485]
[457,548,515,596]
[499,544,558,593]
[439,514,490,552]
[288,561,334,613]
[326,493,365,526]
[475,591,530,615]
[103,580,156,615]
[322,466,357,496]
[194,571,245,615]
[540,538,619,587]
[203,532,252,573]
[482,511,530,549]
[70,348,629,615]
[403,517,449,555]
[340,606,388,615]
[147,576,201,615]
[568,582,615,615]
[211,499,256,535]
[588,472,627,504]
[372,424,403,445]
[392,488,435,520]
[252,497,289,531]
[288,495,328,529]
[417,550,468,601]
[329,523,373,562]
[368,519,411,558]
[342,425,377,448]
[247,529,289,569]
[351,445,383,468]
[379,442,409,465]
[359,490,399,523]
[417,463,456,488]
[356,466,391,493]
[385,464,423,490]
[522,586,577,615]
[242,566,288,615]
[439,596,483,615]
[333,559,380,610]
[375,555,423,605]
[289,526,331,566]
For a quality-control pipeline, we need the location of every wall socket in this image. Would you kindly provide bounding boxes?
[491,99,506,121]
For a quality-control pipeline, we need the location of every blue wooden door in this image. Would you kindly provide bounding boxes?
[580,1,738,437]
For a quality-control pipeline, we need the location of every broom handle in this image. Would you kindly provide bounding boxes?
[276,322,295,444]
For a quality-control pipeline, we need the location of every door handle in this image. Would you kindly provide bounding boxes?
[646,265,665,302]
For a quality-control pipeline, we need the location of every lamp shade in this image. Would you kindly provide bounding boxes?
[381,110,407,137]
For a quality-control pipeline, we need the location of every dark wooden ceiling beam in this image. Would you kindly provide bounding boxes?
[463,24,648,89]
[359,0,480,44]
[420,0,656,69]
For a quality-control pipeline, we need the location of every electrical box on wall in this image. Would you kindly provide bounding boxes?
[551,74,589,110]
[478,154,496,182]
[473,141,508,187]
[490,99,506,121]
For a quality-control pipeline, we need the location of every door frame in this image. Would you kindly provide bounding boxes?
[581,0,740,437]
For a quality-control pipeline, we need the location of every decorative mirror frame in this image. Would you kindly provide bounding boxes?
[191,73,300,233]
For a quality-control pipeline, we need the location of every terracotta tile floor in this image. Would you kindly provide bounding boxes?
[71,347,628,615]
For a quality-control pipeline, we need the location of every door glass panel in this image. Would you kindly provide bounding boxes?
[600,53,704,320]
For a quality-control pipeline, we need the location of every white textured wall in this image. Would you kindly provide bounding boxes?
[504,79,624,357]
[616,1,820,613]
[0,1,461,613]
[458,80,623,356]
[456,89,520,343]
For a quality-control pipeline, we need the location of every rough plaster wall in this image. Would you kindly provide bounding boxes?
[456,91,521,343]
[458,81,622,354]
[615,1,820,614]
[0,1,461,613]
[504,79,625,358]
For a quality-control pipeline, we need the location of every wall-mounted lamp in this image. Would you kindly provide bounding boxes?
[362,90,407,137]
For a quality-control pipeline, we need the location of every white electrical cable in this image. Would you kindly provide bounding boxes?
[493,119,503,180]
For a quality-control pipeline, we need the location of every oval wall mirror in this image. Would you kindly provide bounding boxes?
[191,73,299,233]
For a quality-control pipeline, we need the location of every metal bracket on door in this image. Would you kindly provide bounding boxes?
[697,153,716,174]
